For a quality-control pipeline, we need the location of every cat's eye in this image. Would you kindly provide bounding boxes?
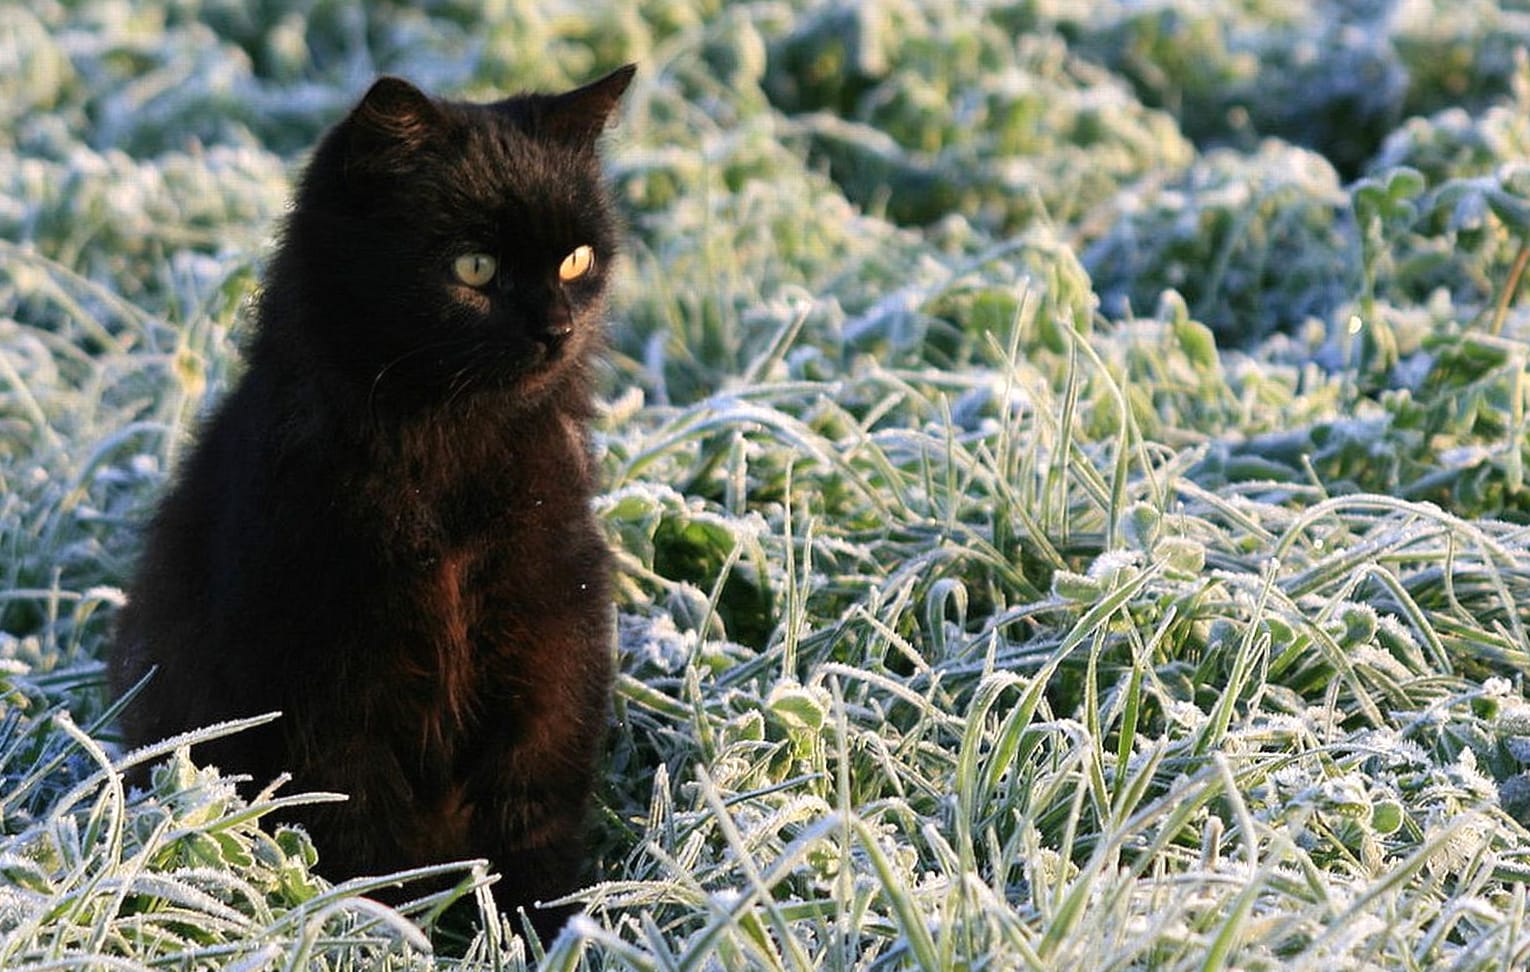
[559,245,595,283]
[453,253,498,287]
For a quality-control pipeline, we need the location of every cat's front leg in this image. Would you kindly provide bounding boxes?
[465,670,608,936]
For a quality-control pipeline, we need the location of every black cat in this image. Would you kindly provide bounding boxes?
[110,65,635,938]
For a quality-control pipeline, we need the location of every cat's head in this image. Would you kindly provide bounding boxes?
[273,66,635,413]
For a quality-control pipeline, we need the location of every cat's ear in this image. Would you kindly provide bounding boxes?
[346,76,443,165]
[537,64,637,145]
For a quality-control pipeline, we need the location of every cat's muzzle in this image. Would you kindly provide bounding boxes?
[533,323,574,355]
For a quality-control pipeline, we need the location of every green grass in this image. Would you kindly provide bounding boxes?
[4,0,1530,969]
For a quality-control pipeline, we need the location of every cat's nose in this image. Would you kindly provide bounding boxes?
[534,309,574,349]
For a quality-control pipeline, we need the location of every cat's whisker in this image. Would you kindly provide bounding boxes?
[442,349,487,412]
[367,344,433,422]
[367,338,474,422]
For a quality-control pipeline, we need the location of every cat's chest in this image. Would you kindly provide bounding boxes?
[382,483,561,593]
[379,473,602,625]
[344,413,588,574]
[325,426,598,654]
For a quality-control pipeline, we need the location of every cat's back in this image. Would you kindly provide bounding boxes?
[109,369,296,766]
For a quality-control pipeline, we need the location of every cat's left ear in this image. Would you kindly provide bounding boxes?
[537,64,637,145]
[346,76,444,169]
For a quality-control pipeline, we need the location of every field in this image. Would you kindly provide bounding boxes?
[4,0,1530,968]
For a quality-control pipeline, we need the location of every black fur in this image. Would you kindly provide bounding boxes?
[111,66,635,938]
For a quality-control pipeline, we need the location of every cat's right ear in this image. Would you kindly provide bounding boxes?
[536,64,637,146]
[344,77,443,170]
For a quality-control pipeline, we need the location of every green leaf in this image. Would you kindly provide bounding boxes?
[767,682,828,735]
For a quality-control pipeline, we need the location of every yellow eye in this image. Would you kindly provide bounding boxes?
[559,245,595,282]
[453,252,497,287]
